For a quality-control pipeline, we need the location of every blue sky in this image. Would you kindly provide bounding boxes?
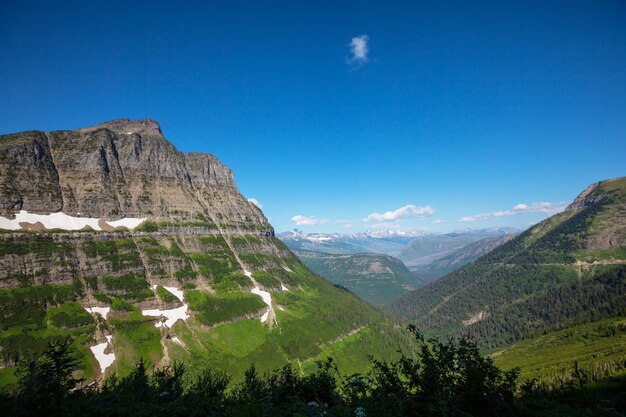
[1,1,625,233]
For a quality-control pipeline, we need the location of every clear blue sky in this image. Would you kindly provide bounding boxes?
[1,1,625,233]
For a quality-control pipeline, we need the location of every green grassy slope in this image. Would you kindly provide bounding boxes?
[0,233,413,390]
[493,317,626,385]
[386,177,626,348]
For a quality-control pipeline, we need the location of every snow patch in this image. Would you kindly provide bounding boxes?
[90,335,115,374]
[0,210,145,231]
[244,270,273,323]
[280,283,289,291]
[106,217,146,229]
[142,286,189,328]
[171,336,183,346]
[251,286,272,306]
[85,306,111,320]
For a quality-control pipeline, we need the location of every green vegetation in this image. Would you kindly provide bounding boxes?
[251,270,280,288]
[5,329,624,417]
[82,238,142,271]
[155,285,177,303]
[297,251,419,305]
[387,177,626,349]
[102,274,152,300]
[185,290,266,326]
[190,252,236,279]
[111,298,135,311]
[174,266,197,281]
[46,303,93,329]
[0,235,71,257]
[494,317,626,384]
[108,310,163,374]
[212,272,251,291]
[0,283,83,330]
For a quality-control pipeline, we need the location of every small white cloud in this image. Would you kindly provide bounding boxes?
[458,201,567,222]
[364,204,434,223]
[458,216,477,223]
[433,219,444,224]
[334,219,352,224]
[348,34,369,65]
[291,214,329,226]
[247,198,263,209]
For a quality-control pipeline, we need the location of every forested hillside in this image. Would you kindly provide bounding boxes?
[294,250,424,305]
[387,177,626,348]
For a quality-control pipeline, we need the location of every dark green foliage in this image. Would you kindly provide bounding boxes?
[94,293,112,304]
[134,221,159,232]
[298,251,419,305]
[186,290,266,326]
[190,252,236,279]
[0,235,71,257]
[252,270,280,288]
[212,273,251,291]
[83,238,142,271]
[0,283,83,330]
[174,267,197,281]
[102,274,149,292]
[111,298,135,311]
[465,265,626,347]
[10,338,84,417]
[84,276,98,290]
[47,303,93,328]
[4,328,621,417]
[156,285,177,303]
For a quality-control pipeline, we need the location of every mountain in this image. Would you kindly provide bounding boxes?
[277,229,422,256]
[0,119,411,386]
[386,177,626,348]
[396,228,517,267]
[294,250,426,305]
[410,234,517,282]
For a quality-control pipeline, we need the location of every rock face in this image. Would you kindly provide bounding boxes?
[0,119,268,230]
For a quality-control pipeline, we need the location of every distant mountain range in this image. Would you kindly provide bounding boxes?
[278,227,516,258]
[277,229,423,256]
[410,234,517,282]
[396,228,519,267]
[386,176,626,349]
[278,228,518,303]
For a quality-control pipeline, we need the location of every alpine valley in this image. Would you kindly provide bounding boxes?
[0,119,412,388]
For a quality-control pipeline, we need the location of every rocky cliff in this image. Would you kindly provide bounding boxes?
[0,119,268,230]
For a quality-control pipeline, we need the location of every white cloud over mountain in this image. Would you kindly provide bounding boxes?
[458,201,568,222]
[291,214,329,226]
[364,204,435,223]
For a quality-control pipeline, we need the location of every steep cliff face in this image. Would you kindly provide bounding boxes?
[0,119,267,230]
[0,119,409,386]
